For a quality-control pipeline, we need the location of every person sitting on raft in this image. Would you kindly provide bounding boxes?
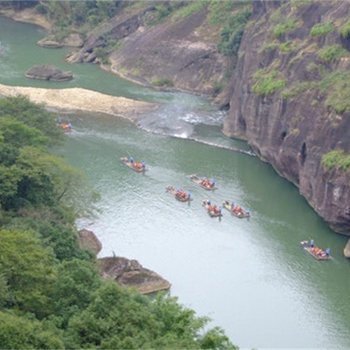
[201,178,215,188]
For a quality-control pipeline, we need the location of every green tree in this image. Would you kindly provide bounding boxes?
[218,8,251,57]
[0,229,56,318]
[0,96,62,145]
[0,311,64,349]
[0,165,21,208]
[0,273,9,307]
[14,146,81,208]
[0,117,48,150]
[5,206,92,261]
[66,282,236,349]
[50,259,101,326]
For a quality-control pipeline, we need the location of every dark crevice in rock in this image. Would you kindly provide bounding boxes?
[220,102,230,111]
[300,142,307,165]
[238,114,247,132]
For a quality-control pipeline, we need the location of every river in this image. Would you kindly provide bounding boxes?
[1,16,349,349]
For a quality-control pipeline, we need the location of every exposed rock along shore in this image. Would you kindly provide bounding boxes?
[344,239,350,258]
[0,83,157,121]
[78,229,171,294]
[0,8,51,30]
[25,64,73,82]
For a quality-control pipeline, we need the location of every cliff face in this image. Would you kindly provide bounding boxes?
[65,4,227,95]
[223,0,350,235]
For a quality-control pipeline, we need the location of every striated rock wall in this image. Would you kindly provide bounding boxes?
[65,4,227,95]
[223,0,350,235]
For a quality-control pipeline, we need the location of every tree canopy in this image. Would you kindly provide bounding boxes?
[0,96,237,349]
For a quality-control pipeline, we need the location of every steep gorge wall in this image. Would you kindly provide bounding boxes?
[66,4,227,95]
[223,0,350,235]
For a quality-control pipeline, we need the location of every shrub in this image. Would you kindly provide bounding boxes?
[290,0,312,8]
[310,22,334,36]
[282,81,317,99]
[35,3,47,15]
[152,78,174,87]
[252,69,286,96]
[273,19,299,38]
[94,47,110,65]
[213,80,224,95]
[208,0,246,25]
[339,21,350,39]
[218,7,252,57]
[318,45,347,63]
[322,150,350,171]
[279,40,296,53]
[172,0,207,20]
[259,41,279,54]
[325,81,350,113]
[316,71,350,113]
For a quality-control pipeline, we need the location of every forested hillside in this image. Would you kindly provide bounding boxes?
[0,96,235,349]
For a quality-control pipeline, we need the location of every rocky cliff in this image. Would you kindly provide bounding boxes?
[223,0,350,235]
[65,3,228,95]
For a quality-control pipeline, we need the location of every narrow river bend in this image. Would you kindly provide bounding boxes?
[1,16,349,349]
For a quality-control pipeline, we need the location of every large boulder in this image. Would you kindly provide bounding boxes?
[78,229,102,256]
[37,36,63,48]
[98,256,171,294]
[62,33,84,47]
[25,64,73,81]
[38,33,84,48]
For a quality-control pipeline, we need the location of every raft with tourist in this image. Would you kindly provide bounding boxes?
[189,174,217,190]
[223,200,250,219]
[120,156,146,173]
[58,121,72,133]
[202,199,222,218]
[166,186,192,202]
[300,240,331,260]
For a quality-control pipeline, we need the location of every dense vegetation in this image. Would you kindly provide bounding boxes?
[322,150,350,172]
[0,96,236,349]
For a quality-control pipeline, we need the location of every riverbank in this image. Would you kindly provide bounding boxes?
[0,83,158,121]
[0,8,51,30]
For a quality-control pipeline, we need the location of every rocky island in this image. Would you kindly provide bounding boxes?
[25,64,73,82]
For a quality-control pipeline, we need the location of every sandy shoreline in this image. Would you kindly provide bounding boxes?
[0,84,158,121]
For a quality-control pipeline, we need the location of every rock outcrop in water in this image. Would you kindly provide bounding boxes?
[78,229,171,293]
[25,64,73,81]
[223,1,350,235]
[98,257,171,294]
[38,33,84,48]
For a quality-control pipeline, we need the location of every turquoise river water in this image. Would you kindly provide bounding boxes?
[0,16,349,349]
